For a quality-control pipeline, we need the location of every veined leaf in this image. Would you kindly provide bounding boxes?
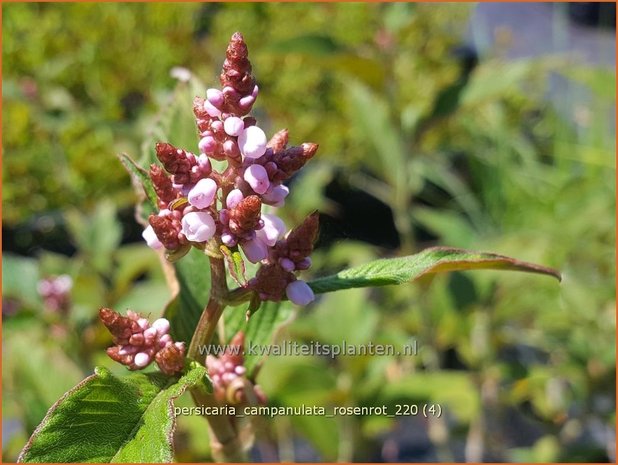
[223,300,296,375]
[118,153,158,214]
[18,366,206,463]
[164,247,212,345]
[308,246,560,295]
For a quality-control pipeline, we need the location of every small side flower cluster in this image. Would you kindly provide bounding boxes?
[142,32,319,306]
[37,275,72,313]
[205,332,266,405]
[99,308,185,375]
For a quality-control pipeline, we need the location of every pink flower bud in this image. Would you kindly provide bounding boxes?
[134,352,151,368]
[243,164,270,194]
[152,318,170,336]
[257,214,286,247]
[226,189,244,209]
[203,99,221,117]
[296,257,312,270]
[188,178,217,209]
[239,95,255,110]
[241,237,268,263]
[206,88,224,108]
[262,184,289,206]
[197,154,211,172]
[221,232,237,247]
[224,116,245,137]
[198,136,216,154]
[279,258,295,272]
[286,280,315,306]
[238,126,267,159]
[142,225,163,250]
[181,211,216,242]
[223,139,241,158]
[143,327,158,339]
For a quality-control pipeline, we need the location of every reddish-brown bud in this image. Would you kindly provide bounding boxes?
[149,164,178,207]
[275,211,319,262]
[261,142,318,183]
[106,346,134,367]
[155,142,196,185]
[267,129,289,153]
[220,32,255,94]
[155,343,186,376]
[251,264,295,302]
[228,195,262,236]
[99,307,140,345]
[149,214,181,250]
[225,332,245,367]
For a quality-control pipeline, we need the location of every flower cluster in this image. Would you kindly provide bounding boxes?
[205,332,266,405]
[99,308,185,375]
[142,32,319,306]
[37,274,72,313]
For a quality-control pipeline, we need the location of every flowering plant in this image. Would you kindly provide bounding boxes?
[18,33,560,463]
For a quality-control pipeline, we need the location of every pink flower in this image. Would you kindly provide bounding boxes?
[203,99,221,117]
[181,211,216,242]
[188,178,218,209]
[286,280,315,306]
[226,189,244,209]
[142,225,163,250]
[262,184,289,206]
[256,214,286,247]
[238,126,267,159]
[244,164,270,194]
[224,116,245,137]
[198,136,216,154]
[241,237,268,263]
[134,352,151,368]
[206,88,224,108]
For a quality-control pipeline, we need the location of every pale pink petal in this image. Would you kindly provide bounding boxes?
[188,178,218,209]
[286,280,315,306]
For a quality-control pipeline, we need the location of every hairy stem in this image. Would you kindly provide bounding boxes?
[190,388,247,462]
[188,254,228,360]
[188,254,248,462]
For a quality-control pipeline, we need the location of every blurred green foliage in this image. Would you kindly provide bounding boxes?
[3,3,615,463]
[3,3,205,224]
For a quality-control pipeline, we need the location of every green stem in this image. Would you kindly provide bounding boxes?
[188,253,249,462]
[188,254,228,360]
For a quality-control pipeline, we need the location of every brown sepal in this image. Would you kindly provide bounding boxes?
[149,214,181,250]
[229,195,262,236]
[276,211,319,261]
[252,264,295,302]
[149,164,178,206]
[99,307,140,345]
[155,344,186,376]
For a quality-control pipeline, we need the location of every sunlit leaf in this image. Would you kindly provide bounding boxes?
[18,365,206,463]
[308,246,560,294]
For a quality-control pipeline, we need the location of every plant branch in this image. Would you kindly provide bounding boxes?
[188,253,249,462]
[188,254,228,360]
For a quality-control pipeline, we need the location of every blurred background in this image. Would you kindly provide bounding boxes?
[2,3,615,462]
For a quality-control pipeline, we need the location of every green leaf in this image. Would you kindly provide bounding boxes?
[18,365,206,463]
[164,248,212,344]
[64,201,122,274]
[223,300,296,375]
[346,81,406,191]
[308,246,561,295]
[118,153,158,214]
[220,245,247,287]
